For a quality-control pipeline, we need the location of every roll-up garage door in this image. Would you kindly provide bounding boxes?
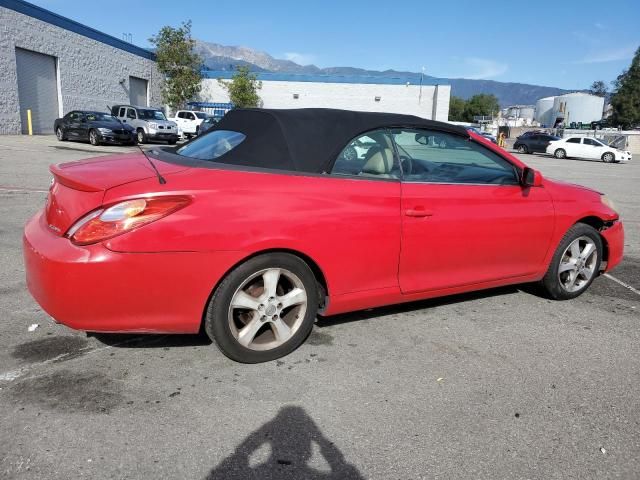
[129,76,148,106]
[15,48,59,134]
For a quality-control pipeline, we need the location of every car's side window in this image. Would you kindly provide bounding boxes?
[584,138,600,147]
[391,129,519,185]
[178,112,186,119]
[566,138,581,144]
[127,108,136,119]
[332,130,400,179]
[118,107,126,117]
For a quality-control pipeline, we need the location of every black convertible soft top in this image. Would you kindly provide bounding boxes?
[208,108,470,174]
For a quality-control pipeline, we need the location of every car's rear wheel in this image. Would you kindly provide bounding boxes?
[540,223,602,300]
[137,129,146,144]
[554,148,566,159]
[89,129,100,146]
[205,253,319,363]
[602,152,615,163]
[56,127,66,141]
[517,144,528,154]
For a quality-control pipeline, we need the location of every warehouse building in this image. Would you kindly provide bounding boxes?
[200,75,451,122]
[0,0,162,134]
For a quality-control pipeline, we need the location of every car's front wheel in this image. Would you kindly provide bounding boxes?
[205,253,319,363]
[541,223,602,300]
[602,152,615,163]
[137,129,146,144]
[554,148,566,159]
[88,129,100,146]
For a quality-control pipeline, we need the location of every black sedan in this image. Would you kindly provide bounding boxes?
[513,133,560,154]
[54,111,136,146]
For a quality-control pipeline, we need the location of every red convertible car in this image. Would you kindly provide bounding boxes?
[24,109,624,362]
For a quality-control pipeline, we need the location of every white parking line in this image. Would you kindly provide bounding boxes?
[0,187,49,193]
[604,273,640,296]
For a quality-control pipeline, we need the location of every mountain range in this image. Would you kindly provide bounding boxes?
[194,40,571,107]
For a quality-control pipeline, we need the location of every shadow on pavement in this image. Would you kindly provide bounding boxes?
[206,405,364,479]
[88,332,212,348]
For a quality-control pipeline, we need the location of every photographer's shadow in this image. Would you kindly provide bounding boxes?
[206,405,364,479]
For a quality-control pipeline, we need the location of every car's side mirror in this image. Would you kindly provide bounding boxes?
[522,167,543,187]
[414,133,428,145]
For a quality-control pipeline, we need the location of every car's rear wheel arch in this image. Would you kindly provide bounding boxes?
[199,248,329,332]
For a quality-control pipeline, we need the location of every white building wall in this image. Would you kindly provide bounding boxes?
[200,80,451,121]
[0,6,162,134]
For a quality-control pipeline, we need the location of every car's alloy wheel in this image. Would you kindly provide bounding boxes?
[554,148,566,159]
[205,253,319,363]
[342,146,357,162]
[89,129,100,146]
[557,236,598,293]
[517,145,527,154]
[602,152,615,163]
[137,129,146,144]
[541,223,602,300]
[56,127,65,141]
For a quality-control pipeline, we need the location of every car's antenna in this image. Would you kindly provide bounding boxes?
[138,143,166,185]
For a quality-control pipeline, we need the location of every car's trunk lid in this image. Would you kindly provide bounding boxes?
[46,153,187,236]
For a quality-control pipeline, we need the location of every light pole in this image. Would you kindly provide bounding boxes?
[418,66,425,104]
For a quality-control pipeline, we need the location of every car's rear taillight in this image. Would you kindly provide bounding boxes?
[66,196,191,245]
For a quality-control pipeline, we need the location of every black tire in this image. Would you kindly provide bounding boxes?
[540,223,603,300]
[517,144,528,154]
[136,129,146,144]
[554,148,566,159]
[55,127,66,141]
[602,152,615,163]
[205,253,319,363]
[167,139,177,145]
[88,129,100,146]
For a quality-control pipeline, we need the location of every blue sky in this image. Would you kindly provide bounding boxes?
[33,0,639,90]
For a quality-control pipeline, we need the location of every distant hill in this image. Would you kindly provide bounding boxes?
[194,40,570,106]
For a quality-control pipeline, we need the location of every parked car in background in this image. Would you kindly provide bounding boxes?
[467,127,497,144]
[110,105,178,145]
[197,116,220,136]
[54,111,135,146]
[513,133,560,154]
[546,136,632,163]
[24,109,624,363]
[590,119,614,130]
[173,110,208,138]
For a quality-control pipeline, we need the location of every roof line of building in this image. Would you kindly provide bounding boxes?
[0,0,156,61]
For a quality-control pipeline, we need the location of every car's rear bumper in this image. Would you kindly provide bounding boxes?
[601,220,624,272]
[23,211,244,333]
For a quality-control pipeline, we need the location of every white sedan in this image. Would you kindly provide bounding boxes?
[546,136,632,163]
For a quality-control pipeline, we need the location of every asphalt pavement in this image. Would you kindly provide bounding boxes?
[1,135,638,479]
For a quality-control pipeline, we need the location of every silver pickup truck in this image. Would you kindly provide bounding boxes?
[110,105,179,144]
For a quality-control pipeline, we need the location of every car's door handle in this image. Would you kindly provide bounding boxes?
[405,208,433,217]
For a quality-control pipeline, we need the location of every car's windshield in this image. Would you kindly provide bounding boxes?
[176,130,246,161]
[195,112,208,119]
[138,109,167,120]
[85,112,118,122]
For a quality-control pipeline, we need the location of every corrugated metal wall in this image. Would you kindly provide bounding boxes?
[15,47,59,134]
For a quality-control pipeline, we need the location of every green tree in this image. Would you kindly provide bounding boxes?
[463,94,500,122]
[610,46,640,128]
[448,96,467,121]
[149,21,202,110]
[589,80,608,97]
[218,66,263,108]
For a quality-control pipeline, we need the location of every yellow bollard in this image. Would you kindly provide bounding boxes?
[27,109,33,136]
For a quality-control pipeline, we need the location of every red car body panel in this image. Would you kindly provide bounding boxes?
[23,132,624,334]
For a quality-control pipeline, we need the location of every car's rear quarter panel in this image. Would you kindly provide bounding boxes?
[104,168,402,298]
